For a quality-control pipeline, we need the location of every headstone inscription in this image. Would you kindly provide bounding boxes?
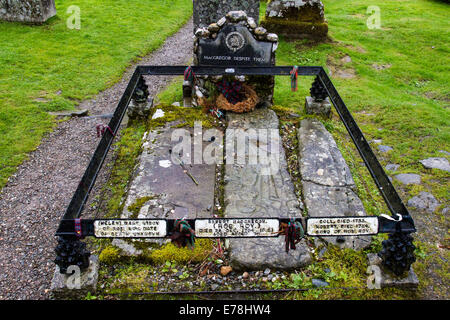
[0,0,56,23]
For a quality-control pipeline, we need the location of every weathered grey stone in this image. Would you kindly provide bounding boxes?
[254,26,267,36]
[395,173,421,185]
[193,0,260,31]
[298,119,354,187]
[247,16,257,29]
[266,33,279,42]
[378,145,393,152]
[117,123,218,252]
[226,10,247,22]
[419,157,450,172]
[367,253,419,289]
[208,23,220,33]
[225,108,311,270]
[49,109,89,118]
[302,182,371,250]
[312,278,329,287]
[438,150,450,156]
[50,255,99,300]
[262,0,328,39]
[305,96,332,118]
[385,164,400,172]
[298,119,371,250]
[123,125,217,220]
[0,0,56,23]
[407,191,440,213]
[111,239,144,256]
[127,99,153,119]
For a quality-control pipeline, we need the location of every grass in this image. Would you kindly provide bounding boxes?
[261,0,450,211]
[0,0,193,188]
[261,0,449,299]
[92,0,449,300]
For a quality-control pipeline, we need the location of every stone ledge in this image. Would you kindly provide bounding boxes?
[261,19,328,39]
[367,253,419,289]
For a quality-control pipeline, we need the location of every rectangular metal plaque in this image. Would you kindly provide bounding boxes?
[306,217,379,236]
[94,219,167,238]
[195,218,279,238]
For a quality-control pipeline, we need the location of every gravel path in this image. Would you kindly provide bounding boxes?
[0,19,193,300]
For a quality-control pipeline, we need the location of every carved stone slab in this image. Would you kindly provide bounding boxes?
[298,118,371,250]
[225,108,311,270]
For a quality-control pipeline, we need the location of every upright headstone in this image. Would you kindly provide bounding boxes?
[193,0,260,31]
[0,0,56,23]
[192,10,278,108]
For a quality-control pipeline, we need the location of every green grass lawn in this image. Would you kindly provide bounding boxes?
[260,0,449,299]
[0,0,192,188]
[263,0,449,202]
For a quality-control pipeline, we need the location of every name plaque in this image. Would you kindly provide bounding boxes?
[306,217,379,236]
[195,218,279,238]
[94,219,167,238]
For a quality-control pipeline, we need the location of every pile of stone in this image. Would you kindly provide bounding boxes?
[194,11,279,52]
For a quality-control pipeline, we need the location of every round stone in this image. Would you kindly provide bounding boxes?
[254,27,267,36]
[266,33,279,42]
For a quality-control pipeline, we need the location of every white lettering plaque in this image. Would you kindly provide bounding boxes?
[307,217,379,236]
[195,218,279,238]
[94,219,167,238]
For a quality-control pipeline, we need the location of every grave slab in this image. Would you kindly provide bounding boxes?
[225,108,312,270]
[298,118,371,250]
[122,125,216,220]
[114,123,218,253]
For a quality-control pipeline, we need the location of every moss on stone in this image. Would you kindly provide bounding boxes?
[147,239,214,265]
[261,17,328,39]
[127,195,155,218]
[149,103,215,130]
[99,245,123,265]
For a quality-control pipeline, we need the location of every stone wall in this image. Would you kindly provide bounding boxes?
[193,0,260,31]
[0,0,56,23]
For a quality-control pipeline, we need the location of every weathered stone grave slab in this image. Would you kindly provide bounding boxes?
[193,0,260,30]
[225,108,312,270]
[0,0,56,23]
[298,118,371,250]
[122,125,216,220]
[114,122,218,253]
